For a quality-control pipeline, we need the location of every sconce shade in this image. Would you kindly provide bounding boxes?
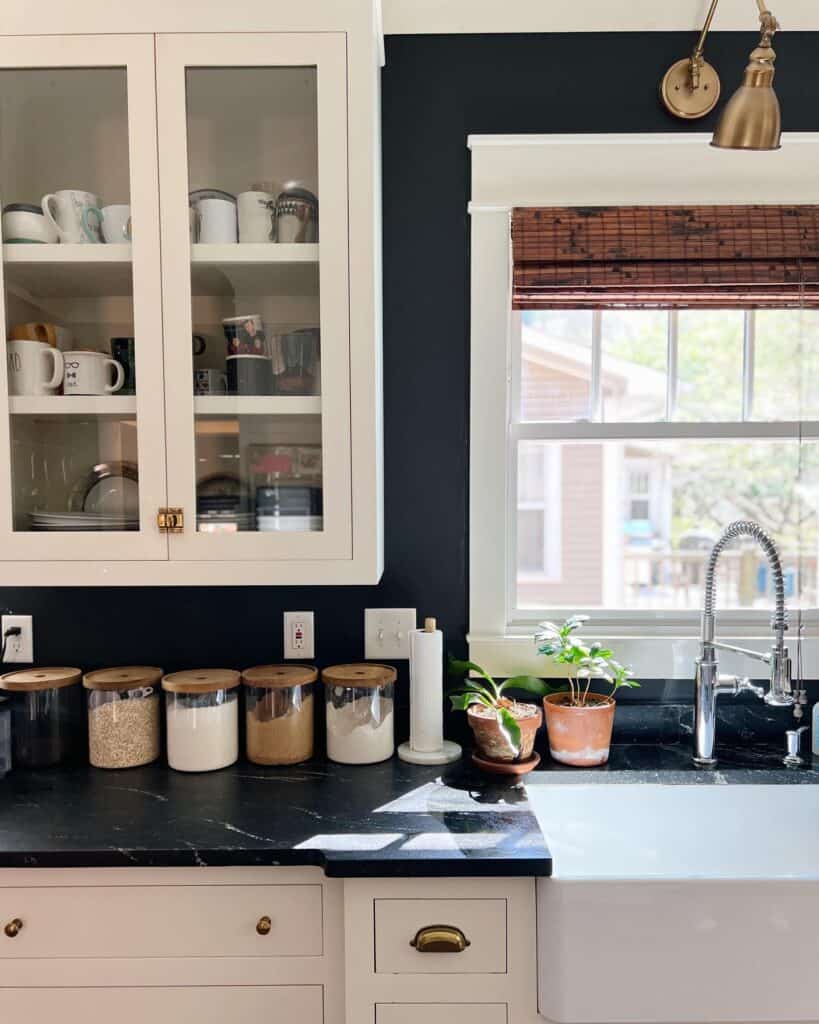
[711,43,781,150]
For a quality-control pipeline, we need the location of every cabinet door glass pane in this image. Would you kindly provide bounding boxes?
[1,68,140,533]
[186,67,322,535]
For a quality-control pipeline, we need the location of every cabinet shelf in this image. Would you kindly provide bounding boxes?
[3,243,133,298]
[194,396,321,416]
[9,396,137,417]
[191,244,319,297]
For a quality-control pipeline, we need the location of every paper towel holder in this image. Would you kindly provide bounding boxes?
[398,615,462,767]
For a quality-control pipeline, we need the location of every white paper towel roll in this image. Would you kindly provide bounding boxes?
[409,624,444,753]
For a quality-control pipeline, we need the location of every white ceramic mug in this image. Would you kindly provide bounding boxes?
[2,203,58,244]
[196,197,237,243]
[41,190,102,243]
[101,204,132,243]
[6,340,64,396]
[63,350,124,395]
[238,191,275,243]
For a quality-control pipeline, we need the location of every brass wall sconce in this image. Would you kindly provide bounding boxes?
[660,0,781,150]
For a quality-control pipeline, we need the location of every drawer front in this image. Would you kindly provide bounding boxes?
[0,884,322,958]
[377,1005,507,1024]
[374,898,507,974]
[3,986,323,1021]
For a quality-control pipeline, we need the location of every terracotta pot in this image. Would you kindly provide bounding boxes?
[542,692,615,767]
[467,703,542,762]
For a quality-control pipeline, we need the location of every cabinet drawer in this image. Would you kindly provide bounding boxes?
[2,986,323,1021]
[377,1005,507,1024]
[0,884,322,958]
[374,898,506,974]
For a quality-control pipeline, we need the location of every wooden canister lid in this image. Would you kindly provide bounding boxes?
[162,669,241,694]
[242,664,318,689]
[321,663,397,688]
[0,667,82,692]
[84,666,163,692]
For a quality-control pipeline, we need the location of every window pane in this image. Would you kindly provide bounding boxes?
[753,309,819,421]
[601,310,667,422]
[518,509,545,573]
[515,439,815,612]
[676,310,743,421]
[520,310,592,421]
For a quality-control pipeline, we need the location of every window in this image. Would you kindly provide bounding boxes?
[512,308,819,616]
[468,134,819,677]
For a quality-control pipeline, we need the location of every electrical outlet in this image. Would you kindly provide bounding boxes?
[1,614,33,664]
[364,608,416,660]
[284,611,314,659]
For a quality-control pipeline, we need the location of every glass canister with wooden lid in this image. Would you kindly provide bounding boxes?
[243,664,317,766]
[321,663,397,765]
[84,667,163,769]
[162,669,240,772]
[0,667,83,768]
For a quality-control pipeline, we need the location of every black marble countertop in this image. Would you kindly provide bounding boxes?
[0,756,550,877]
[2,741,817,876]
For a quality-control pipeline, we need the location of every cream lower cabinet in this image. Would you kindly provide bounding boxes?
[0,868,541,1024]
[0,1,383,586]
[3,987,325,1023]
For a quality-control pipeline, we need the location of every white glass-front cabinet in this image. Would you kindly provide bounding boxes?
[0,10,382,586]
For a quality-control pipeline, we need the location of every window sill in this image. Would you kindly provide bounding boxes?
[467,632,819,681]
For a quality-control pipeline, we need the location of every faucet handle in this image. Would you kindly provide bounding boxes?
[784,725,809,767]
[736,677,766,700]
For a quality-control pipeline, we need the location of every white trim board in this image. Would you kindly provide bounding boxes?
[468,131,819,678]
[383,0,819,35]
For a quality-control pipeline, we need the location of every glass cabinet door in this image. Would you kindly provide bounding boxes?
[156,34,352,562]
[0,36,168,562]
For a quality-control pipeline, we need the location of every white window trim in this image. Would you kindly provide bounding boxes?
[468,131,819,678]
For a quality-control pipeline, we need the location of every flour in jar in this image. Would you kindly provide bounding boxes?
[325,688,394,764]
[166,695,238,772]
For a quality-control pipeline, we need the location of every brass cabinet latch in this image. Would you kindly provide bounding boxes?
[4,918,23,939]
[157,507,184,533]
[410,924,471,953]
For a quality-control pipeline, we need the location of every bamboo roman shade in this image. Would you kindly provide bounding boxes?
[511,205,819,310]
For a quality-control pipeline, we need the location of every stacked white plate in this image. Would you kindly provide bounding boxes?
[30,512,139,532]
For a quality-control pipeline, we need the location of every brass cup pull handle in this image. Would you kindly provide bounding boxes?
[256,915,272,936]
[410,924,471,953]
[4,918,23,939]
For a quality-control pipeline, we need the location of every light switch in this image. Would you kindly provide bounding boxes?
[364,608,416,660]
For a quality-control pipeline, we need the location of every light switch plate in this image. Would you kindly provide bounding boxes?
[284,611,314,659]
[364,608,416,660]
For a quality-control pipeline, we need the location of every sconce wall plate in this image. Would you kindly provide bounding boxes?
[661,57,721,119]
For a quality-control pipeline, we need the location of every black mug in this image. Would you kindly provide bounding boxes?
[110,337,136,395]
[227,354,274,396]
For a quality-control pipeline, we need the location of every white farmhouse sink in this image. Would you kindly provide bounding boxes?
[525,782,819,1023]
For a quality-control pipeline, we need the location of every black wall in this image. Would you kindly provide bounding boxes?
[2,33,818,714]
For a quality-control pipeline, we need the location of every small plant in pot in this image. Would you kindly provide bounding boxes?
[448,659,552,775]
[536,615,639,767]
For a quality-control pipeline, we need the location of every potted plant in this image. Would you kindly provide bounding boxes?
[535,615,639,767]
[448,659,551,774]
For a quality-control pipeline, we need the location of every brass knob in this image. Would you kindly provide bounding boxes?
[4,918,23,939]
[256,915,272,936]
[410,924,470,953]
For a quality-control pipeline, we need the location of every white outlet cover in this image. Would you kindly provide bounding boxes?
[1,614,33,664]
[364,608,417,660]
[284,610,314,660]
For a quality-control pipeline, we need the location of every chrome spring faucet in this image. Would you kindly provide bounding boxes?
[694,520,794,766]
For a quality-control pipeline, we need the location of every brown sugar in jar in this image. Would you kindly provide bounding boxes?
[242,665,317,766]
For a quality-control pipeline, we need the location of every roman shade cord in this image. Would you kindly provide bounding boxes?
[511,205,819,310]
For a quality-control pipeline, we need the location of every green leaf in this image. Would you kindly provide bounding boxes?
[449,692,489,711]
[496,706,522,758]
[498,675,554,697]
